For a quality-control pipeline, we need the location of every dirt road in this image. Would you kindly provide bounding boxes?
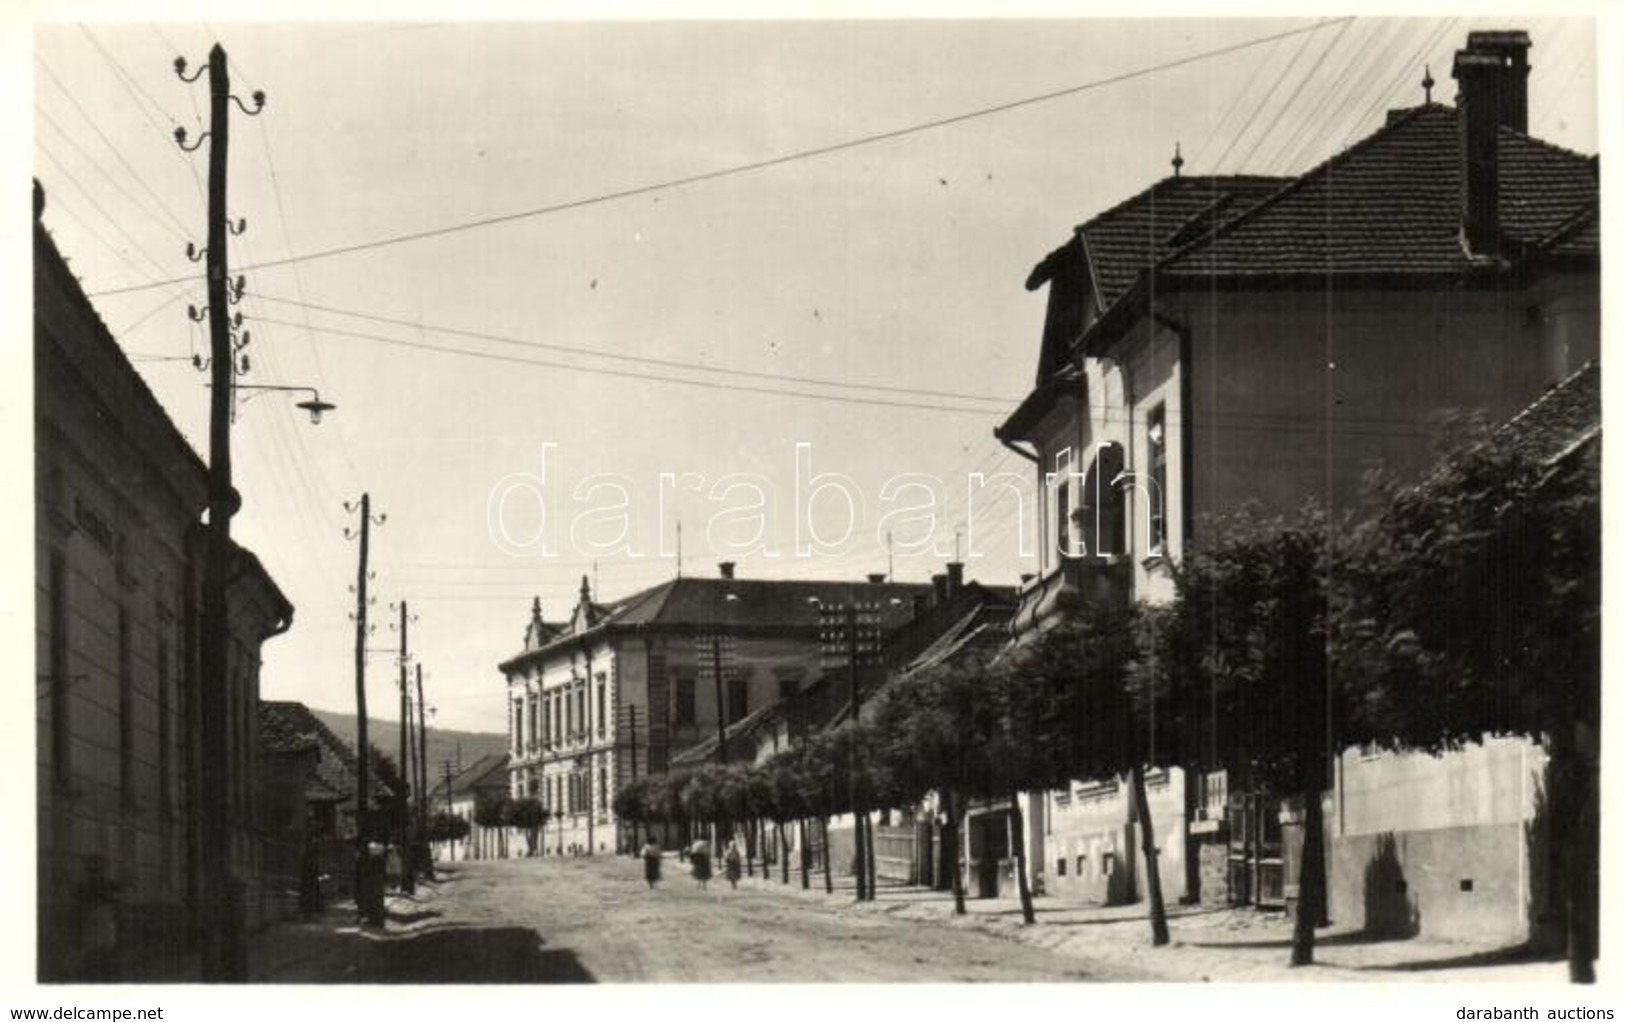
[252,855,1154,983]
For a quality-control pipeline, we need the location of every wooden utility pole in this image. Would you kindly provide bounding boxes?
[396,601,415,894]
[348,493,384,924]
[194,40,239,982]
[627,705,639,852]
[416,663,431,880]
[847,601,869,901]
[712,635,728,765]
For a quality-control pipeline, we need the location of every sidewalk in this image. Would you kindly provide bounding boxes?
[247,876,460,982]
[728,864,1569,983]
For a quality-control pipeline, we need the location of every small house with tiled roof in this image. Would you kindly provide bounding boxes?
[995,29,1597,938]
[427,753,517,861]
[499,564,932,856]
[258,700,394,841]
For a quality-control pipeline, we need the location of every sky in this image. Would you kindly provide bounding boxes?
[22,12,1602,735]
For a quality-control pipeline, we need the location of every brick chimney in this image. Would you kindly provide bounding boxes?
[866,573,886,585]
[1452,30,1531,256]
[945,561,965,597]
[718,561,735,580]
[931,573,948,605]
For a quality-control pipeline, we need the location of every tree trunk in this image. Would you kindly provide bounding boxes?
[1181,763,1202,904]
[946,791,967,916]
[781,824,791,884]
[865,810,879,900]
[1290,788,1327,966]
[821,817,833,894]
[799,819,811,890]
[1553,732,1599,983]
[1129,766,1170,946]
[853,811,868,901]
[744,818,755,877]
[1009,792,1035,925]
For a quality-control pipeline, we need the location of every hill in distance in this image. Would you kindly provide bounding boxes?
[304,707,509,791]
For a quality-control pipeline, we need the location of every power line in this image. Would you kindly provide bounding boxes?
[247,291,1017,406]
[86,17,1354,298]
[250,313,1006,416]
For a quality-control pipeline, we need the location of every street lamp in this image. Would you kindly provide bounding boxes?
[223,383,337,424]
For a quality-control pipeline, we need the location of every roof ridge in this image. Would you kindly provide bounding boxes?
[1495,360,1599,436]
[1072,172,1290,236]
[1161,102,1446,271]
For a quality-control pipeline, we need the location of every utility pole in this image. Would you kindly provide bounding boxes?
[346,494,385,925]
[712,635,728,766]
[627,705,640,853]
[443,760,455,813]
[416,663,432,881]
[174,41,263,981]
[396,601,415,895]
[846,601,868,902]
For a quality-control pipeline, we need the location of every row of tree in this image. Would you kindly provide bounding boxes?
[613,428,1598,979]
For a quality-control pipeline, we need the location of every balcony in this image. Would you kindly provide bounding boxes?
[1011,555,1132,636]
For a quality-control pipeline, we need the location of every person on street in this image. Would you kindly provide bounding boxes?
[724,840,743,890]
[689,837,712,890]
[640,838,663,889]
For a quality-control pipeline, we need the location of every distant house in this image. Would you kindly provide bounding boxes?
[428,753,516,861]
[259,701,395,843]
[34,182,295,981]
[499,564,930,856]
[995,30,1597,940]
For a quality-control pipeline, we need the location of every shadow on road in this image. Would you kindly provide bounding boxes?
[261,922,595,983]
[1355,942,1562,973]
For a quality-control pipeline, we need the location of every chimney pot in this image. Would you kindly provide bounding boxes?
[718,561,735,580]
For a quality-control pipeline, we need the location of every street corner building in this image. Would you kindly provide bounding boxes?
[993,30,1597,941]
[498,566,931,858]
[34,181,295,981]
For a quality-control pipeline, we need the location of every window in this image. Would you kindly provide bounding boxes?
[675,676,696,725]
[564,686,574,739]
[117,606,133,808]
[577,685,587,739]
[512,699,523,754]
[778,675,800,704]
[599,764,608,810]
[1053,448,1073,559]
[553,692,563,745]
[542,696,551,749]
[48,552,70,790]
[596,676,606,739]
[528,693,539,748]
[1081,442,1126,556]
[728,677,748,725]
[1148,404,1168,552]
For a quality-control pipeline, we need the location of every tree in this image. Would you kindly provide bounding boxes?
[505,797,550,857]
[1005,595,1165,938]
[1156,507,1336,964]
[1333,430,1600,981]
[426,812,470,844]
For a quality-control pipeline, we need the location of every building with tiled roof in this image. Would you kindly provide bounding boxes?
[993,29,1597,940]
[498,564,933,856]
[34,180,295,980]
[259,700,394,840]
[427,753,518,861]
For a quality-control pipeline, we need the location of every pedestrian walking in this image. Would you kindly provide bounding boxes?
[689,837,712,890]
[723,840,743,890]
[385,844,403,892]
[641,838,663,889]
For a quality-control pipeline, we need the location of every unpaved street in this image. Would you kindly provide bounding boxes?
[252,855,1154,983]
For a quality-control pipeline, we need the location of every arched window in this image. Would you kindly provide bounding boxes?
[1078,442,1126,556]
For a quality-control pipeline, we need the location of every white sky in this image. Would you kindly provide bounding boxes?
[21,12,1602,735]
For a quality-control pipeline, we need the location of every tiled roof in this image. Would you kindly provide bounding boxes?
[259,700,394,803]
[1161,104,1598,279]
[1495,362,1600,466]
[503,576,932,668]
[1075,174,1290,308]
[430,752,510,801]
